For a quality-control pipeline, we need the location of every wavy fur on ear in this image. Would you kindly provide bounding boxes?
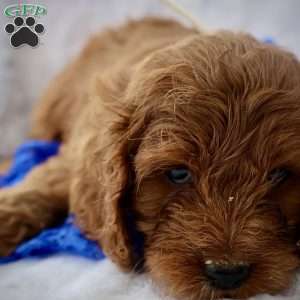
[68,76,137,269]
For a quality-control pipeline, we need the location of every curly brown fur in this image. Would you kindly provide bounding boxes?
[1,17,300,299]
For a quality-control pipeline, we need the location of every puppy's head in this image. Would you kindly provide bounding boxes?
[80,32,300,299]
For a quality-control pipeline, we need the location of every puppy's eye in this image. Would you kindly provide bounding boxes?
[267,168,290,185]
[166,167,192,184]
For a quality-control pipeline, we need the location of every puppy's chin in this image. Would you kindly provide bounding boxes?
[143,212,300,300]
[145,243,299,300]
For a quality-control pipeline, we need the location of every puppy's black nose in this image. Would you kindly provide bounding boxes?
[204,262,250,290]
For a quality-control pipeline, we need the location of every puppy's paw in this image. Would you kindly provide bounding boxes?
[0,190,28,256]
[0,189,48,257]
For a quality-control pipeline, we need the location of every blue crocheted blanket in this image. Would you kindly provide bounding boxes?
[0,141,105,264]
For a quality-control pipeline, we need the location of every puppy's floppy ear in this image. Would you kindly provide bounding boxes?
[71,76,143,271]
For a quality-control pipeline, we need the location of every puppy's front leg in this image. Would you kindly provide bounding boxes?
[0,154,69,256]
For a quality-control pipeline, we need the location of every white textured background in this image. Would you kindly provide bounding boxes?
[1,0,300,158]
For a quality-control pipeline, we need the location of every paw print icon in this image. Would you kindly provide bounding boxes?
[5,16,44,48]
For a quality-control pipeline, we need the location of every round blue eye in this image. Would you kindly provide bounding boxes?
[166,167,192,184]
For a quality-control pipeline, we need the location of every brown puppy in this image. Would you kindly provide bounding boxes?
[1,17,300,300]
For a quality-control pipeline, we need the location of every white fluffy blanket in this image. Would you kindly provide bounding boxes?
[0,256,299,300]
